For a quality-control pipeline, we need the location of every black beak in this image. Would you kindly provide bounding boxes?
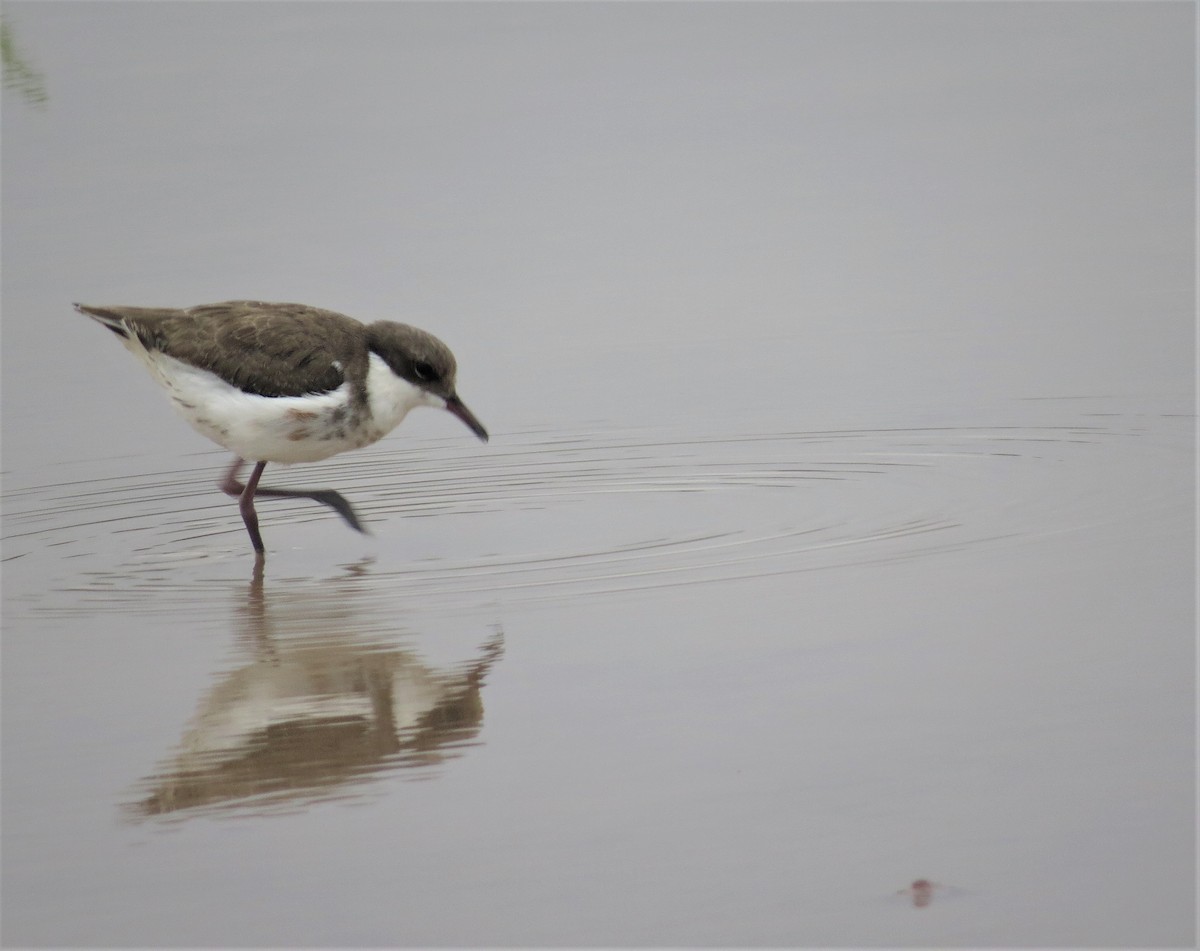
[445,395,489,442]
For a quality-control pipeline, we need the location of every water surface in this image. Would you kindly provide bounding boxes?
[2,3,1194,947]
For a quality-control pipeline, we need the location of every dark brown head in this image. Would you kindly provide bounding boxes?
[366,322,488,441]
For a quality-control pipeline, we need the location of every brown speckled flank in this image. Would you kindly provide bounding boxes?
[77,301,488,556]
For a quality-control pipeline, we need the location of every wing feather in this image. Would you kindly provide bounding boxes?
[77,301,368,398]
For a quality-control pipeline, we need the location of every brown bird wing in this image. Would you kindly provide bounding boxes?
[78,301,370,398]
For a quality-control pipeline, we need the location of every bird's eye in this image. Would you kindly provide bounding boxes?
[412,360,436,382]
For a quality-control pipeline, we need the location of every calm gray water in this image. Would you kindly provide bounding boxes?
[2,3,1194,947]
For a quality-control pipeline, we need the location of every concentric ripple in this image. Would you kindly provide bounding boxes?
[4,411,1184,611]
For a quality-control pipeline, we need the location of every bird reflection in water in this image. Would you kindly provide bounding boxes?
[127,560,503,818]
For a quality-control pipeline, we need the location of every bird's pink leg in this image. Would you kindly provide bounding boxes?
[218,456,366,554]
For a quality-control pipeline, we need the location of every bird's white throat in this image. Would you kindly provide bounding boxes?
[364,351,445,436]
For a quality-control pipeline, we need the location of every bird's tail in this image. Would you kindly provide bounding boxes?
[73,303,130,338]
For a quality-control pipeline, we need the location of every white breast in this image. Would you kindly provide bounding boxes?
[133,348,437,464]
